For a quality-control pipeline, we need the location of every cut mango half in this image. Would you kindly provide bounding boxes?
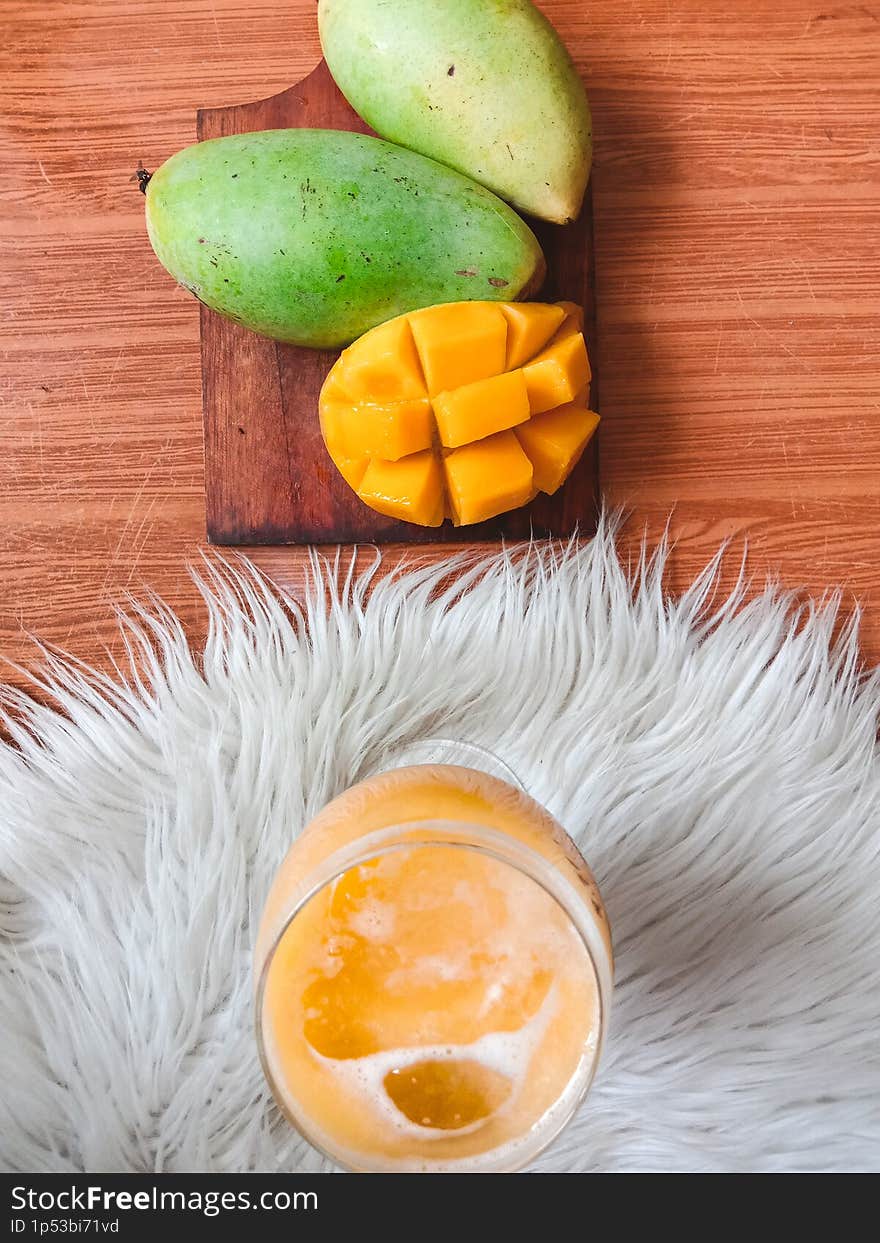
[319,301,598,527]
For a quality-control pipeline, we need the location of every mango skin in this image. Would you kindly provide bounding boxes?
[144,129,545,349]
[318,0,592,225]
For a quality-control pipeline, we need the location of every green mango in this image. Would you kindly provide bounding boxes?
[143,128,545,348]
[318,0,591,225]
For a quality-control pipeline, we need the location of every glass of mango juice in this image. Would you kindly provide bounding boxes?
[255,749,612,1172]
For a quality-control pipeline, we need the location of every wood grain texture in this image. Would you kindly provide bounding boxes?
[1,0,879,691]
[197,59,599,545]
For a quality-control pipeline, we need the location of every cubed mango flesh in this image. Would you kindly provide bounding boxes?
[357,450,445,526]
[515,403,601,494]
[318,301,598,527]
[318,398,369,490]
[334,455,369,492]
[550,301,585,341]
[324,397,434,462]
[339,315,427,402]
[432,369,530,449]
[522,332,592,414]
[501,302,566,369]
[443,431,534,527]
[409,302,508,394]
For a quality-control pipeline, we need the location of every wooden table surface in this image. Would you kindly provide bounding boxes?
[2,0,879,689]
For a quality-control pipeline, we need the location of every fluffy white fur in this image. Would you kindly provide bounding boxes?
[1,515,878,1174]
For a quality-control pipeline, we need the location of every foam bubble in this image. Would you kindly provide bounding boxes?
[310,985,560,1143]
[346,898,396,942]
[293,1008,599,1173]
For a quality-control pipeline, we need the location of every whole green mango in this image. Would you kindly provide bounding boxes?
[318,0,591,225]
[144,128,545,348]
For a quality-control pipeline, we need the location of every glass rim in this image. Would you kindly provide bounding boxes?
[374,740,527,792]
[255,818,611,1173]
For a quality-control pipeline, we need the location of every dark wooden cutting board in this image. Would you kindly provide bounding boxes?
[197,60,599,545]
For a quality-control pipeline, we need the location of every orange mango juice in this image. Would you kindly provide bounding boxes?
[255,765,612,1171]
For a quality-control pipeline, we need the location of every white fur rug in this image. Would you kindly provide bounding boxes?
[1,517,879,1174]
